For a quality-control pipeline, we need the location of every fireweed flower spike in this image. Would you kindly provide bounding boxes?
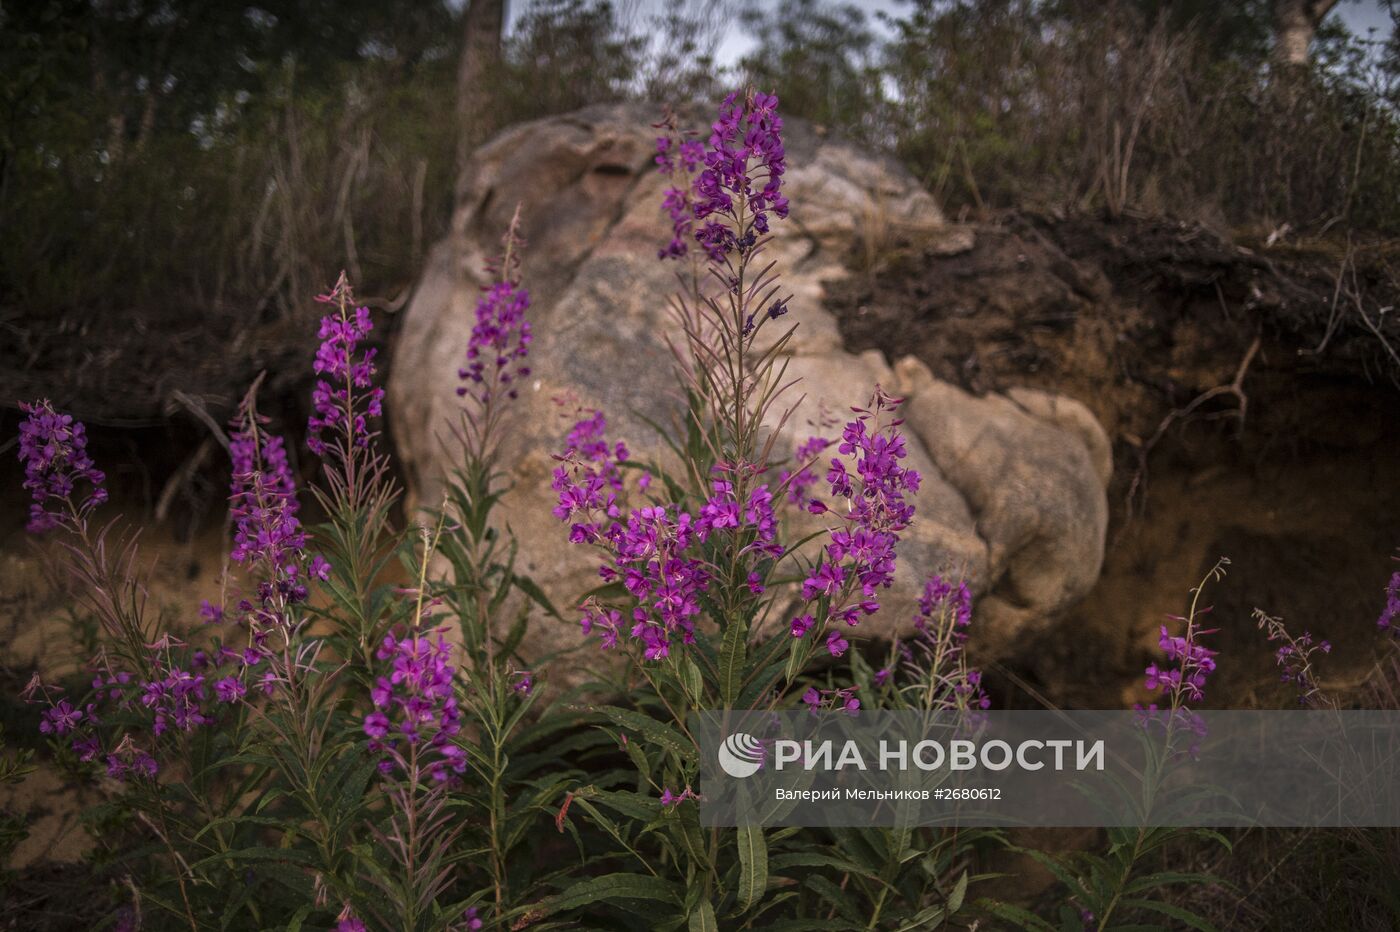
[901,574,989,712]
[1254,608,1332,706]
[1136,558,1229,756]
[692,89,788,260]
[228,395,313,635]
[17,399,107,532]
[789,389,921,656]
[16,402,161,687]
[654,107,705,261]
[780,435,832,507]
[307,272,386,459]
[457,206,532,464]
[661,90,794,469]
[363,629,465,783]
[1379,562,1400,634]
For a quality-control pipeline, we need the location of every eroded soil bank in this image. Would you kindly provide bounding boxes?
[827,210,1400,709]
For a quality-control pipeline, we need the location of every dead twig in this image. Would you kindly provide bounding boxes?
[1122,333,1262,523]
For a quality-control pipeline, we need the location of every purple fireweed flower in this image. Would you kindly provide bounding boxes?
[26,675,109,759]
[691,89,788,261]
[227,400,323,636]
[1148,622,1218,703]
[659,785,701,808]
[457,281,533,406]
[104,735,158,782]
[365,629,464,783]
[91,670,132,702]
[1256,609,1331,706]
[1380,568,1400,634]
[905,574,989,711]
[551,408,628,543]
[512,670,534,695]
[462,907,484,932]
[16,400,107,532]
[214,676,247,703]
[919,576,972,632]
[308,555,332,581]
[336,905,367,932]
[802,561,846,600]
[579,601,624,651]
[789,390,921,654]
[229,420,303,572]
[826,630,849,657]
[553,410,714,660]
[608,505,710,660]
[654,110,706,259]
[780,435,831,506]
[802,684,861,715]
[140,660,212,736]
[307,273,385,456]
[694,464,782,557]
[39,699,84,736]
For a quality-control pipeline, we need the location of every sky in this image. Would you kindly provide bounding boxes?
[501,0,1397,69]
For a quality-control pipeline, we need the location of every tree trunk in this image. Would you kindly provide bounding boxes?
[455,0,507,199]
[1273,0,1340,66]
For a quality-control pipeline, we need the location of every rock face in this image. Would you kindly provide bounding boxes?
[388,103,1110,663]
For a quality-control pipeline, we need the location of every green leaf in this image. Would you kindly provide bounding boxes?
[687,897,718,932]
[1123,871,1218,896]
[768,852,882,882]
[673,805,710,872]
[1123,897,1220,931]
[528,873,680,918]
[589,705,697,765]
[802,874,859,924]
[736,824,767,914]
[512,572,563,620]
[284,903,315,932]
[947,870,969,914]
[679,655,705,706]
[719,618,748,707]
[975,899,1058,932]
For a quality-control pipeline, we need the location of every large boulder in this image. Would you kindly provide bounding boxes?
[388,103,1109,662]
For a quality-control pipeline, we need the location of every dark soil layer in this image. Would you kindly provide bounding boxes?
[828,211,1400,709]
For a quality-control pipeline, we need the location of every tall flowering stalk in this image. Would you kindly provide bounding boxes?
[431,208,550,923]
[438,209,538,672]
[787,389,922,667]
[1378,561,1400,636]
[882,574,990,713]
[1067,559,1231,932]
[1254,608,1332,706]
[16,401,151,675]
[17,400,107,532]
[303,273,400,665]
[307,271,387,497]
[456,205,532,465]
[14,404,215,926]
[544,92,967,927]
[358,522,468,929]
[226,389,320,654]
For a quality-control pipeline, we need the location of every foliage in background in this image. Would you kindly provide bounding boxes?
[743,0,1400,231]
[5,0,1398,431]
